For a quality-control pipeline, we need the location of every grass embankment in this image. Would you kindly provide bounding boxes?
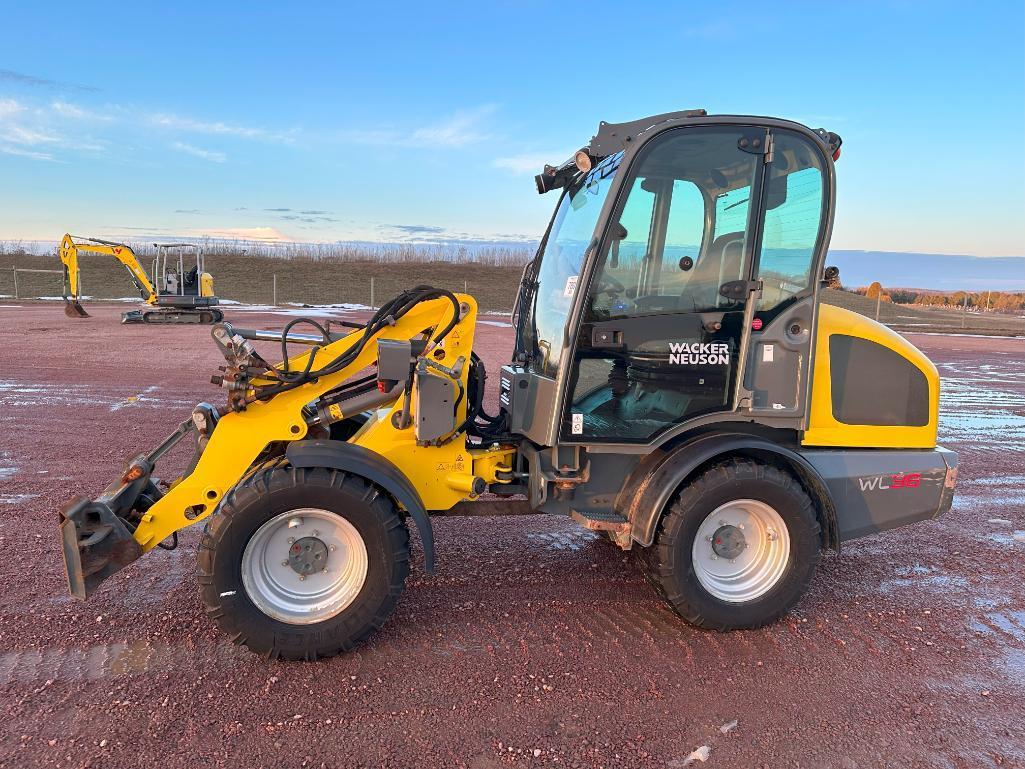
[1,250,1021,335]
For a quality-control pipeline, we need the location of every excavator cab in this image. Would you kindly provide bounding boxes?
[150,243,216,302]
[57,111,958,661]
[117,242,220,323]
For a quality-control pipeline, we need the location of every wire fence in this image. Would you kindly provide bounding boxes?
[1,255,1022,335]
[0,267,65,299]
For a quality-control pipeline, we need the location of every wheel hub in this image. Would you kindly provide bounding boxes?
[710,524,746,560]
[288,536,329,575]
[691,499,791,604]
[241,507,370,625]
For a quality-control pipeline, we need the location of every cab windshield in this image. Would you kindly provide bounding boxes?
[523,151,623,377]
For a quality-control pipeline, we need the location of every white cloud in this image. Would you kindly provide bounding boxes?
[50,100,113,120]
[493,151,570,175]
[171,141,226,163]
[0,97,108,160]
[192,226,287,241]
[150,112,291,142]
[0,98,25,118]
[0,144,56,161]
[411,105,497,147]
[0,98,59,160]
[339,105,498,149]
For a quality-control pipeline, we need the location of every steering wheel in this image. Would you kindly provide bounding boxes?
[597,274,625,295]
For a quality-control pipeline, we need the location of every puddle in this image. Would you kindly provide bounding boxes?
[109,384,162,412]
[0,493,40,505]
[985,531,1025,547]
[937,360,1025,455]
[0,450,17,481]
[878,564,969,594]
[0,640,244,684]
[0,380,191,411]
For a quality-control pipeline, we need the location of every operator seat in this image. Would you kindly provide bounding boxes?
[682,231,746,309]
[183,264,199,293]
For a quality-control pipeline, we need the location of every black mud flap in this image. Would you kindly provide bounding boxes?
[59,496,142,599]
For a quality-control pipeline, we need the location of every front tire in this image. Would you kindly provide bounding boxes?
[641,459,820,630]
[198,466,410,660]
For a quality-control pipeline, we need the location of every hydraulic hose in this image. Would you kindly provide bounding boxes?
[249,285,461,403]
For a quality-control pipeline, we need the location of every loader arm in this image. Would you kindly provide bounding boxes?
[59,290,516,598]
[59,233,157,316]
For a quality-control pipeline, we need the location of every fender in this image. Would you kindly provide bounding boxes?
[615,432,838,550]
[285,440,436,574]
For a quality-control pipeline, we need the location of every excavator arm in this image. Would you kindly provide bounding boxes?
[59,233,157,317]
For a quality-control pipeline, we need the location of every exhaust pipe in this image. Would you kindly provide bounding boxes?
[64,299,90,318]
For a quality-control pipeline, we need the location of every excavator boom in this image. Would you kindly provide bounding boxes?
[59,233,157,317]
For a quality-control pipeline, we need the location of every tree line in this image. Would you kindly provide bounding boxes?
[851,282,1025,314]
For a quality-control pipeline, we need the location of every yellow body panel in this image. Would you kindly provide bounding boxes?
[59,233,158,304]
[802,304,939,449]
[132,294,511,552]
[200,272,215,298]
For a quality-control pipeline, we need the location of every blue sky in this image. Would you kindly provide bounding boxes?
[1,1,1022,256]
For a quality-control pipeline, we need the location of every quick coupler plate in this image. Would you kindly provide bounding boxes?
[59,496,142,599]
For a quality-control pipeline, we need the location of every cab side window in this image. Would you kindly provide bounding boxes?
[757,133,826,312]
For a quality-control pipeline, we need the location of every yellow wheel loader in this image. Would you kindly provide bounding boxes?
[59,111,958,660]
[59,234,223,324]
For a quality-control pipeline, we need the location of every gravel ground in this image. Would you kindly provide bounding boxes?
[0,302,1022,769]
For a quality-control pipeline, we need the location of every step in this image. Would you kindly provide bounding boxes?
[570,509,630,533]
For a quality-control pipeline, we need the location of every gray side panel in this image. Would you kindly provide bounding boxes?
[745,295,814,418]
[284,440,436,574]
[414,369,457,444]
[801,448,953,541]
[500,365,559,446]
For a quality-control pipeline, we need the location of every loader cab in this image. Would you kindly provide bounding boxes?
[512,115,837,448]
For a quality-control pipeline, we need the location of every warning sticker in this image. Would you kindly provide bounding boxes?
[571,413,584,435]
[762,344,774,362]
[564,275,578,298]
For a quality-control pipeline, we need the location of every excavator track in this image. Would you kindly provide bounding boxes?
[121,308,225,325]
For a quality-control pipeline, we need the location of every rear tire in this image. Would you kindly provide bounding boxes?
[641,459,820,630]
[198,465,410,660]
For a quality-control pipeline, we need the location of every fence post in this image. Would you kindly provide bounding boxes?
[370,277,375,310]
[875,292,881,321]
[463,279,468,296]
[272,274,277,306]
[12,268,18,300]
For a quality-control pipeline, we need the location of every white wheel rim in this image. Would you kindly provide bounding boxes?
[691,499,791,603]
[241,508,369,625]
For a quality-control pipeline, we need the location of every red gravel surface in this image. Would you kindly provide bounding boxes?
[0,302,1023,769]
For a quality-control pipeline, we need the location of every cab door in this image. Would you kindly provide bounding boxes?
[561,125,767,444]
